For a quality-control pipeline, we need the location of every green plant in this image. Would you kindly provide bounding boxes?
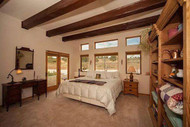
[138,28,152,53]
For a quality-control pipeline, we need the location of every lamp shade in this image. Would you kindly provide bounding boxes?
[16,69,23,74]
[128,66,136,73]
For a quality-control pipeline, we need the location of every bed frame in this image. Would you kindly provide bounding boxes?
[63,94,105,108]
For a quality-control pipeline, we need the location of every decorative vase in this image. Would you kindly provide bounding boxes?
[176,69,183,78]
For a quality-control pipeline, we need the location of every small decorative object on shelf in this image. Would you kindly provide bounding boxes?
[178,24,183,31]
[180,48,183,58]
[169,64,177,78]
[171,49,180,59]
[176,69,183,78]
[162,50,172,60]
[22,77,26,82]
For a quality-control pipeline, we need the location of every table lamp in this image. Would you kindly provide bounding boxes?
[128,66,136,82]
[7,69,23,84]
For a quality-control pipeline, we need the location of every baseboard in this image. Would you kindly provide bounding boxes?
[139,93,150,96]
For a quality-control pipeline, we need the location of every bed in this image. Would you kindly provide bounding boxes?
[56,71,122,115]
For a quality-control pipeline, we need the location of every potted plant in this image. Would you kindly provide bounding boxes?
[138,28,152,53]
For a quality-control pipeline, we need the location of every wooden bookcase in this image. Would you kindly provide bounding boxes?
[149,0,190,127]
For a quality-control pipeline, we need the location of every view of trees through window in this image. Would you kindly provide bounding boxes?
[126,52,141,74]
[95,54,118,72]
[95,40,118,49]
[81,55,89,71]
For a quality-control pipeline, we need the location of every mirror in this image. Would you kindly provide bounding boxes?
[16,47,34,70]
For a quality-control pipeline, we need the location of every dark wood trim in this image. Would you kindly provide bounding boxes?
[94,39,118,49]
[22,0,97,29]
[62,15,160,42]
[126,51,142,74]
[94,53,118,71]
[80,55,89,72]
[126,36,141,46]
[47,0,166,37]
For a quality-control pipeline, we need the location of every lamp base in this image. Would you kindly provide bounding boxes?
[130,73,134,82]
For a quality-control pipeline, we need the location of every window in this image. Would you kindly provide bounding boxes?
[95,40,118,49]
[80,55,89,71]
[126,51,141,74]
[81,44,89,51]
[126,36,141,46]
[95,53,118,72]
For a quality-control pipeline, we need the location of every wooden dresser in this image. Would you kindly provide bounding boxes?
[123,79,139,97]
[2,79,47,111]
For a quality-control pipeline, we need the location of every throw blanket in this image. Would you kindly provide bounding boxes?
[69,79,106,86]
[160,83,183,115]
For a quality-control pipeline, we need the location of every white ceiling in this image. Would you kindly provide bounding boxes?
[0,0,162,36]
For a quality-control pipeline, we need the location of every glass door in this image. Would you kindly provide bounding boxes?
[60,56,69,84]
[46,51,69,91]
[47,54,58,90]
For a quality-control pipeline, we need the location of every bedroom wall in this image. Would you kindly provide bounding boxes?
[0,12,76,105]
[66,27,151,95]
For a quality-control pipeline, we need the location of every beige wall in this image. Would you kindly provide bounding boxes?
[67,27,151,95]
[0,11,151,106]
[0,12,76,105]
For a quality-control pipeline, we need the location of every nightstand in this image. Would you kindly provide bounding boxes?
[123,79,139,97]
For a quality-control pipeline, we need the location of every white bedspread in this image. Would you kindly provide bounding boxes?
[57,77,122,115]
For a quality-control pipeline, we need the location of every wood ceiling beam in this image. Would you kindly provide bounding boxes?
[47,0,166,37]
[22,0,97,29]
[62,15,160,42]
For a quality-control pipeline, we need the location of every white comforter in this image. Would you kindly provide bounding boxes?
[57,77,122,115]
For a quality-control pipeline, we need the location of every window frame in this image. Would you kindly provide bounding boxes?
[80,55,89,72]
[81,43,89,51]
[126,51,142,75]
[94,39,118,49]
[126,36,141,46]
[94,52,119,71]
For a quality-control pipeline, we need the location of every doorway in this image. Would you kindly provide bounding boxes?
[46,51,69,91]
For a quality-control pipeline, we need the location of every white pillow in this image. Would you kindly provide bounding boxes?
[106,72,120,79]
[106,72,115,79]
[86,71,94,78]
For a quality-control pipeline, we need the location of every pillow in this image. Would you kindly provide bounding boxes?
[105,72,120,79]
[106,72,115,79]
[86,71,94,78]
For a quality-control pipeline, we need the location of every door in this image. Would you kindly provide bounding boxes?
[46,51,69,91]
[60,56,69,84]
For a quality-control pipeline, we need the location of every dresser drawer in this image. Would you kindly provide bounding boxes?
[124,88,137,93]
[125,83,138,88]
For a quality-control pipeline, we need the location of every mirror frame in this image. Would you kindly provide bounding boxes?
[15,47,34,70]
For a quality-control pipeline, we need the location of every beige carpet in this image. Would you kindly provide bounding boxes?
[0,92,153,127]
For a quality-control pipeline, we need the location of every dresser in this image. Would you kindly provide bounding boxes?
[123,79,139,97]
[2,79,47,111]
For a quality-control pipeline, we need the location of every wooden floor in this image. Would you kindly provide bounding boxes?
[0,92,153,127]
